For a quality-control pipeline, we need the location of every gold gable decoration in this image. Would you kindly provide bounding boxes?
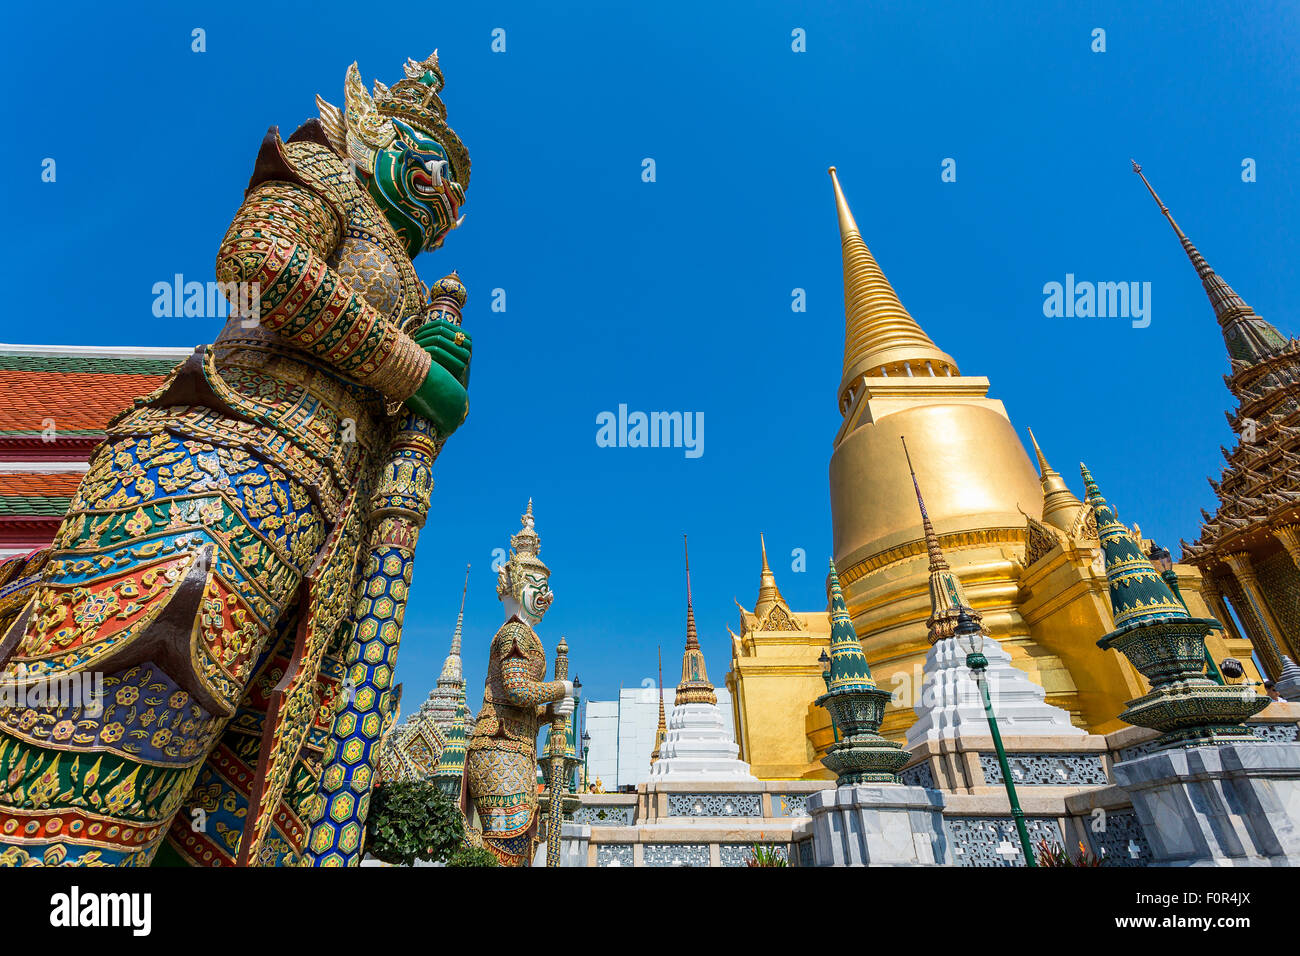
[1023,514,1063,567]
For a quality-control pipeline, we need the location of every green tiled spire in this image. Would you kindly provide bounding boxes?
[816,559,908,785]
[1083,462,1268,747]
[1081,463,1188,632]
[826,559,875,692]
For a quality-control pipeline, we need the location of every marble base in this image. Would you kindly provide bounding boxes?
[806,785,951,866]
[534,823,591,867]
[905,636,1082,748]
[1113,742,1300,866]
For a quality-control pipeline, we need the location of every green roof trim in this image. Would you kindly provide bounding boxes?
[0,355,183,375]
[0,429,106,437]
[0,495,73,516]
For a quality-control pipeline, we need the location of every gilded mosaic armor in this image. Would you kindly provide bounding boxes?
[0,54,472,867]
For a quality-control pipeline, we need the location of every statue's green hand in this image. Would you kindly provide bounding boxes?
[412,319,472,387]
[405,361,468,436]
[404,319,472,435]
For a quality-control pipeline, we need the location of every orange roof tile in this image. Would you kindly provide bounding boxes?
[0,473,83,496]
[0,370,169,434]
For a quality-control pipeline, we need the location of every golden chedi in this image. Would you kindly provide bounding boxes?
[728,169,1260,776]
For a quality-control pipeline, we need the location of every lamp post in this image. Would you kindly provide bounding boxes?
[581,731,591,792]
[1147,543,1226,686]
[956,608,1036,867]
[818,649,839,742]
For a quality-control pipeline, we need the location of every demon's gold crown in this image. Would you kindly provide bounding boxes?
[317,52,471,189]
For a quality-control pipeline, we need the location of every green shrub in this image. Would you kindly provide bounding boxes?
[445,845,499,867]
[365,780,465,866]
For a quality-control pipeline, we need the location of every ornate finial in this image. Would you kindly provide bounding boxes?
[828,167,958,414]
[1079,462,1102,502]
[437,563,471,686]
[1131,162,1285,362]
[1027,427,1051,477]
[676,534,716,705]
[1027,428,1085,533]
[902,436,985,644]
[754,532,791,625]
[449,563,470,652]
[651,645,667,764]
[429,271,468,309]
[1131,159,1188,241]
[684,535,699,649]
[901,435,948,573]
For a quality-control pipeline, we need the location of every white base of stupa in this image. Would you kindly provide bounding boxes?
[649,703,756,780]
[904,635,1083,749]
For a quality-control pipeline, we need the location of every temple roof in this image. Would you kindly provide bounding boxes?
[1127,169,1300,563]
[0,344,190,554]
[0,346,187,438]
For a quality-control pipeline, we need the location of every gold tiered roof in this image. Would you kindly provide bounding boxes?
[829,166,959,413]
[676,536,717,706]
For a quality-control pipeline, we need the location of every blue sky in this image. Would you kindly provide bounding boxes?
[4,0,1297,713]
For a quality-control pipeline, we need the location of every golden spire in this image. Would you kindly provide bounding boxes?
[677,535,716,705]
[684,535,699,650]
[1027,428,1085,533]
[902,436,981,644]
[651,645,666,764]
[1131,160,1287,363]
[754,532,785,621]
[829,166,959,413]
[900,437,948,574]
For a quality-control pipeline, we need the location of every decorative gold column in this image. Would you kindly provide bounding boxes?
[1200,574,1244,644]
[1273,523,1300,571]
[1222,551,1287,677]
